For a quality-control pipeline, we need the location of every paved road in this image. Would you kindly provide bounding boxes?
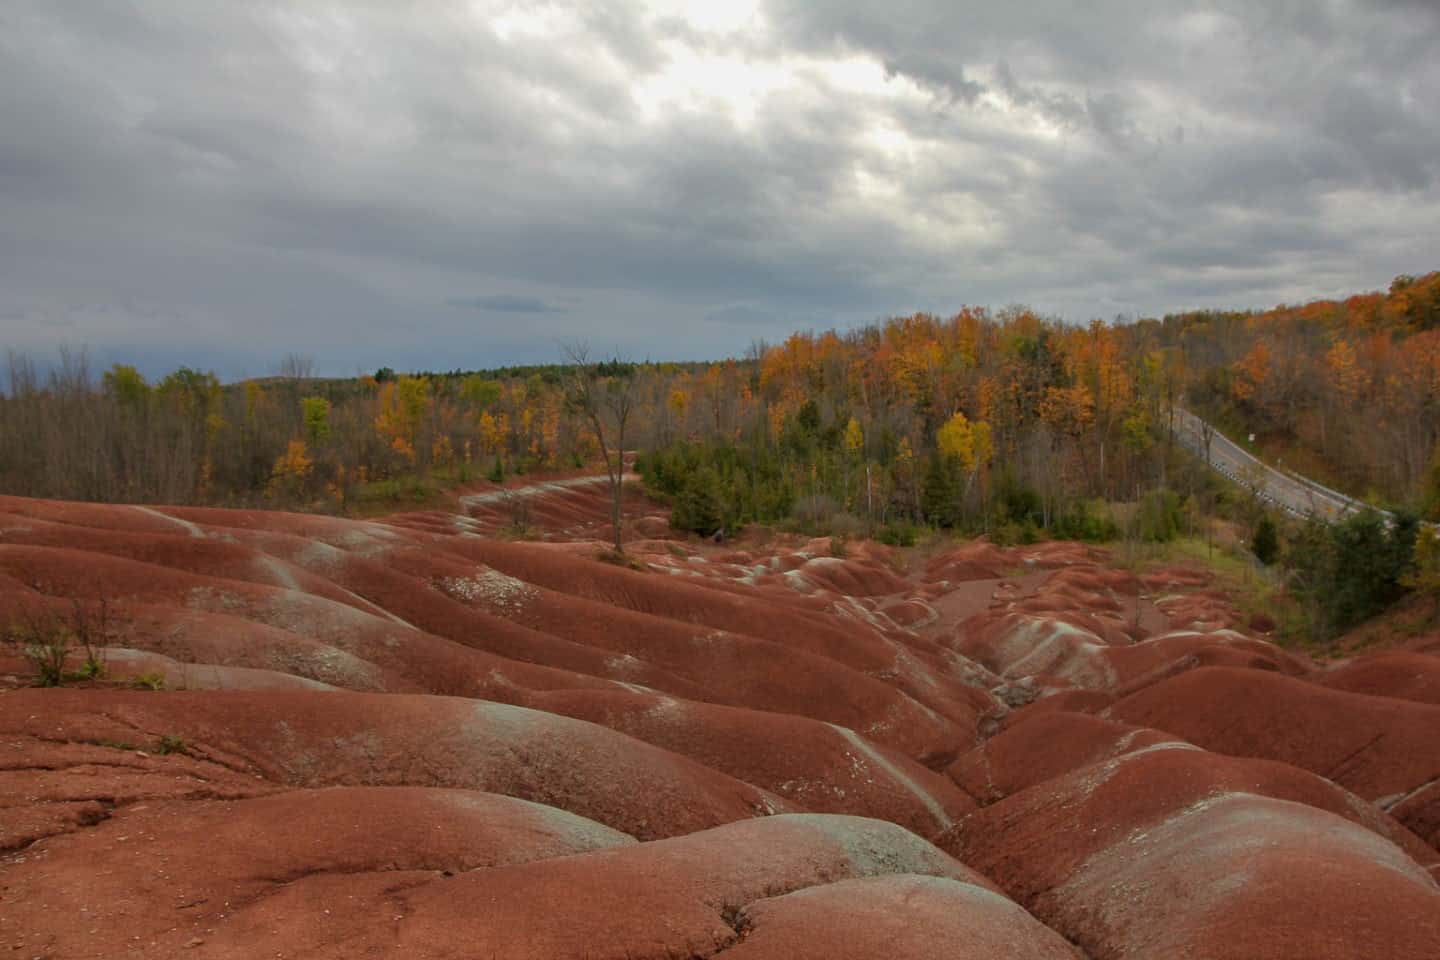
[1171,408,1384,523]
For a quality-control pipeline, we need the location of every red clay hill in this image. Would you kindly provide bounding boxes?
[2,480,1439,958]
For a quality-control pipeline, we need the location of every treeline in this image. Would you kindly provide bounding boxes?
[639,271,1440,537]
[0,348,764,511]
[3,270,1437,529]
[0,351,582,508]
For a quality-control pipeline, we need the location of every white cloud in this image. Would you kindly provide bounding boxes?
[0,0,1436,376]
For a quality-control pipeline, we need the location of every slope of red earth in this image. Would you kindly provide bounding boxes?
[1318,648,1440,705]
[1108,666,1440,854]
[2,486,1439,956]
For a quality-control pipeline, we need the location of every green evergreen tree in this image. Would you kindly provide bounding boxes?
[921,455,958,527]
[1252,514,1279,565]
[671,466,727,536]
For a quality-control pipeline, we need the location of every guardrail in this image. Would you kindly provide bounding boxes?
[1171,408,1374,523]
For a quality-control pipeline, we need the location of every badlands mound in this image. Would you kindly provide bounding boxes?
[2,483,1439,958]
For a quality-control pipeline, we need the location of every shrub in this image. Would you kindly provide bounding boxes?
[876,522,919,547]
[1252,515,1280,565]
[1051,500,1120,542]
[4,609,71,687]
[497,489,534,539]
[1137,488,1183,542]
[991,521,1022,547]
[155,735,187,755]
[131,671,167,691]
[67,597,120,680]
[594,547,645,571]
[995,473,1043,526]
[1286,508,1418,639]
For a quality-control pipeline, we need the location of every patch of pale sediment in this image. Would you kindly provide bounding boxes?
[877,638,943,693]
[1380,774,1440,812]
[449,513,486,534]
[436,792,638,852]
[611,680,653,694]
[260,644,386,690]
[468,700,553,743]
[831,595,903,635]
[1050,741,1205,810]
[101,648,340,692]
[257,555,304,593]
[258,590,418,649]
[785,813,962,877]
[499,795,640,849]
[993,617,1117,689]
[285,544,421,628]
[323,527,397,560]
[783,569,816,594]
[1144,627,1248,645]
[132,505,205,538]
[437,567,537,614]
[605,653,644,676]
[757,873,1014,915]
[186,585,249,615]
[644,695,683,722]
[941,649,1002,688]
[900,597,941,628]
[827,723,954,832]
[1056,792,1440,951]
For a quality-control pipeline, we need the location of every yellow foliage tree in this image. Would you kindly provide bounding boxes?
[268,439,314,500]
[843,417,864,458]
[1325,338,1365,404]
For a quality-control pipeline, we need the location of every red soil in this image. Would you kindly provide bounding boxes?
[1318,649,1440,705]
[0,689,786,840]
[2,490,1438,956]
[943,745,1440,958]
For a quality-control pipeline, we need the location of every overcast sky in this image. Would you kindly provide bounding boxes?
[2,1,1438,379]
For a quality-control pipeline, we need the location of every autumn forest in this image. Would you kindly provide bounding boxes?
[3,270,1440,641]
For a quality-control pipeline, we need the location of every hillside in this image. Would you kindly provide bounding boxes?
[4,481,1440,957]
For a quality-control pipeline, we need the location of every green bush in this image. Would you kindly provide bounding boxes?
[155,734,187,755]
[1137,488,1183,542]
[1051,500,1120,542]
[995,473,1043,526]
[131,670,167,691]
[876,522,919,547]
[1252,515,1280,565]
[1286,509,1418,639]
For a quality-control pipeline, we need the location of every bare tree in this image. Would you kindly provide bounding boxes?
[279,354,316,381]
[561,343,635,553]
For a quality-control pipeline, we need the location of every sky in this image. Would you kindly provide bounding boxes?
[2,1,1438,380]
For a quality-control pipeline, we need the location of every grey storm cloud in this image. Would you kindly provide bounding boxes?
[1,0,1438,378]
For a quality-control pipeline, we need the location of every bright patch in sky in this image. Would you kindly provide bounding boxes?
[0,0,1436,374]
